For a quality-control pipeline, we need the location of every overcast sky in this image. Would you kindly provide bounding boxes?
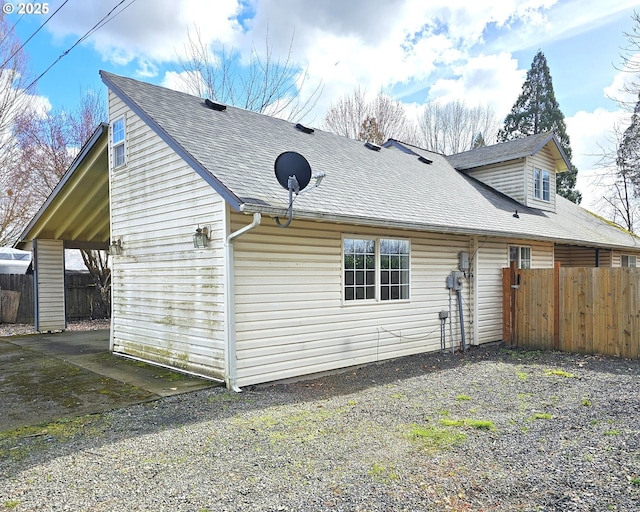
[10,0,640,212]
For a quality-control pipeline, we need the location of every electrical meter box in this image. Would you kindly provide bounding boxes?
[446,271,464,291]
[458,251,470,272]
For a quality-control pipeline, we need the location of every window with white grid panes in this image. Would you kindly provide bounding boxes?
[379,238,410,300]
[112,117,126,167]
[343,237,410,302]
[344,238,376,301]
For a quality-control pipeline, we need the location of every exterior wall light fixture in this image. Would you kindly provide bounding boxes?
[193,225,210,248]
[109,238,123,255]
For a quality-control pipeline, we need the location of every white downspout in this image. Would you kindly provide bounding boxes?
[224,212,261,392]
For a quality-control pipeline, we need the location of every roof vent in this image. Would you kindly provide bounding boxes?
[364,141,381,151]
[205,99,227,111]
[418,156,433,165]
[295,123,314,134]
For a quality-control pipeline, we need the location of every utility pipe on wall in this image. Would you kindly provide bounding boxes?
[457,287,466,352]
[224,212,261,392]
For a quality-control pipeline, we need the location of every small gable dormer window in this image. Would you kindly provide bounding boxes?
[534,168,550,201]
[112,117,126,168]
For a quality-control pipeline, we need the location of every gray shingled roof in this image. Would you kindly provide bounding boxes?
[101,72,639,251]
[446,132,571,171]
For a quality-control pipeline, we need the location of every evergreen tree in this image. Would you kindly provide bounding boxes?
[498,51,582,203]
[471,132,486,149]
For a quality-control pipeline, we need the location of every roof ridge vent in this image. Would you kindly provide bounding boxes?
[364,141,381,151]
[418,156,433,165]
[204,99,227,111]
[295,123,314,134]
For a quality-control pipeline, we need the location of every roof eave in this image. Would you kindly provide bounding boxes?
[240,204,640,252]
[15,123,109,247]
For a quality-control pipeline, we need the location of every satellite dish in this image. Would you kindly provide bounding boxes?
[273,151,313,228]
[274,151,312,192]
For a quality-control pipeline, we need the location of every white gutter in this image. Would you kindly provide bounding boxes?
[224,212,261,392]
[240,204,640,251]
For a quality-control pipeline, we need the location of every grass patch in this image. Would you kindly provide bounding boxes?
[439,418,496,431]
[0,415,105,461]
[531,413,553,420]
[582,398,592,407]
[456,394,472,401]
[545,369,575,378]
[407,424,466,452]
[3,500,20,509]
[516,371,529,381]
[604,430,620,436]
[629,476,640,486]
[0,415,100,441]
[155,371,186,382]
[368,462,399,484]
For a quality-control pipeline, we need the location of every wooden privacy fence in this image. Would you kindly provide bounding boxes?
[0,273,108,324]
[503,263,640,359]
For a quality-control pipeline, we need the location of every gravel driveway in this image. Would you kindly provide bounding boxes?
[1,344,639,511]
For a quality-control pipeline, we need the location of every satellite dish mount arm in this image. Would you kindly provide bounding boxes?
[275,175,300,228]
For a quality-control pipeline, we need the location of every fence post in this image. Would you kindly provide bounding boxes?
[554,262,561,350]
[502,261,518,345]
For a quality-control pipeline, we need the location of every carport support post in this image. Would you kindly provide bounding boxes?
[32,239,66,332]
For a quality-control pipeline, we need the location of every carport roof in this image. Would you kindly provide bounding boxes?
[15,123,110,250]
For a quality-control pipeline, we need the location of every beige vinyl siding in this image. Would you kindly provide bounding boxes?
[599,250,613,267]
[463,159,526,204]
[34,239,65,331]
[475,238,554,344]
[612,251,640,267]
[554,245,610,267]
[612,252,621,267]
[475,239,507,343]
[109,92,226,380]
[232,215,472,387]
[525,150,556,212]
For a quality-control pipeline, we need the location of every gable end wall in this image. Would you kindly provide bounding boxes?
[108,91,226,380]
[463,159,526,204]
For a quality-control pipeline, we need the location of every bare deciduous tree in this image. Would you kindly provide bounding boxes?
[615,10,640,105]
[0,8,37,245]
[417,100,499,155]
[177,28,322,121]
[323,87,412,143]
[81,248,111,318]
[596,11,640,232]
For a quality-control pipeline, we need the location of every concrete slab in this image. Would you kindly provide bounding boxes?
[0,329,217,432]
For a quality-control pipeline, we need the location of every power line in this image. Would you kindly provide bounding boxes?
[0,14,24,48]
[0,0,71,70]
[24,0,138,92]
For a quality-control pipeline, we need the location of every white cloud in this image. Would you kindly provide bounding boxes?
[41,0,640,194]
[603,52,640,108]
[567,108,627,210]
[160,70,205,95]
[48,0,243,64]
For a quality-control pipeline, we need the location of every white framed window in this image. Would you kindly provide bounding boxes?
[344,238,376,301]
[621,254,637,267]
[534,168,550,201]
[509,245,531,269]
[343,237,410,302]
[112,117,126,167]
